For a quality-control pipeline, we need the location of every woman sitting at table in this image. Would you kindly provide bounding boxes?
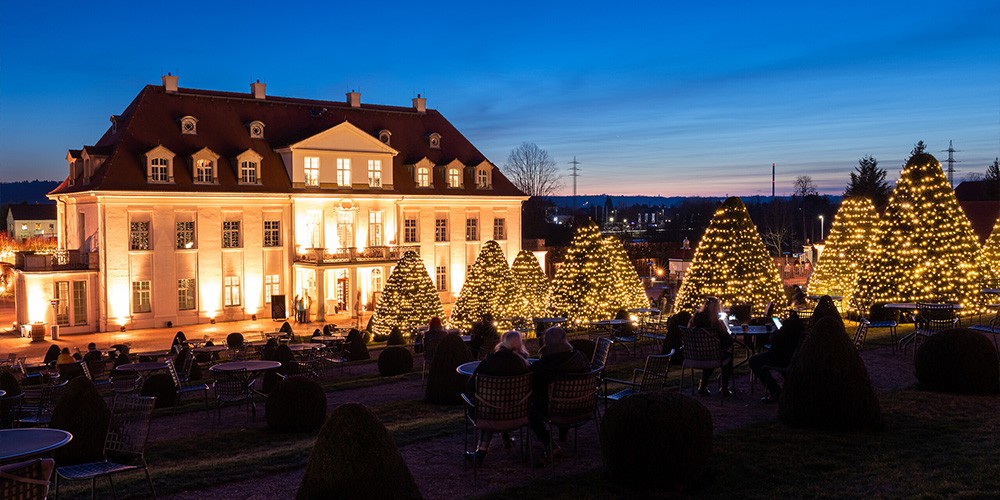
[688,296,734,397]
[56,347,76,366]
[466,330,530,464]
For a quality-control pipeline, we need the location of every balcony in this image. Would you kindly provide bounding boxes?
[15,250,99,272]
[294,245,419,266]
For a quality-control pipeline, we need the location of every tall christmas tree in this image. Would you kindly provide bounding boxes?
[551,221,619,323]
[675,197,785,313]
[450,240,515,330]
[369,251,444,337]
[603,235,650,312]
[977,215,1000,289]
[808,197,879,301]
[856,153,984,310]
[508,250,551,320]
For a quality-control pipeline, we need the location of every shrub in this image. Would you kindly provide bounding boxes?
[600,392,712,491]
[0,369,21,396]
[810,295,843,330]
[779,316,882,431]
[344,329,370,361]
[50,377,110,465]
[569,339,596,363]
[915,328,1000,394]
[266,376,327,433]
[297,403,421,500]
[226,332,245,349]
[378,347,414,376]
[140,373,178,408]
[0,370,22,428]
[425,333,473,404]
[386,326,406,346]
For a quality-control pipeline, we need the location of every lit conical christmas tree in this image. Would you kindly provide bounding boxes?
[508,250,551,320]
[450,240,515,330]
[369,251,444,337]
[977,215,1000,289]
[603,235,650,312]
[856,153,984,310]
[675,197,785,313]
[551,221,618,323]
[808,197,879,301]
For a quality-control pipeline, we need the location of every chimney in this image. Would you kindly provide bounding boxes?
[412,94,426,113]
[346,90,360,108]
[251,80,266,100]
[162,73,178,93]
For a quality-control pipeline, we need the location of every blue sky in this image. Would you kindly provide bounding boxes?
[2,0,998,196]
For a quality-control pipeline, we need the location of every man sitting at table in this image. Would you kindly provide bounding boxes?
[529,327,589,464]
[749,313,806,404]
[82,343,104,363]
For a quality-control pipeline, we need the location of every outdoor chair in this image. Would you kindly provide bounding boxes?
[729,303,753,325]
[679,327,735,398]
[0,458,55,500]
[165,360,211,411]
[109,370,142,397]
[16,380,67,428]
[969,314,1000,352]
[80,360,111,392]
[0,393,24,429]
[910,303,959,358]
[55,395,157,499]
[214,368,255,423]
[545,370,601,457]
[590,337,613,373]
[461,372,533,484]
[639,318,668,353]
[601,353,673,411]
[865,303,899,352]
[852,321,870,350]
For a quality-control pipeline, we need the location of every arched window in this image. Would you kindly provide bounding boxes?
[448,167,461,188]
[417,167,430,187]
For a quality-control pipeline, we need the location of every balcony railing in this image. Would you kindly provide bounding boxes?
[294,245,419,265]
[15,250,99,272]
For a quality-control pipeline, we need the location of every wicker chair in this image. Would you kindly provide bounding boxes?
[16,380,67,428]
[55,395,157,499]
[679,327,734,397]
[545,370,600,456]
[590,337,613,373]
[601,353,673,411]
[165,361,211,410]
[910,303,959,358]
[0,458,55,500]
[214,368,255,423]
[461,372,533,484]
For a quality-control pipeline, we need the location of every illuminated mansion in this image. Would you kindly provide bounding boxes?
[14,76,526,333]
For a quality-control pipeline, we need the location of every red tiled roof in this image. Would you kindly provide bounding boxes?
[7,202,56,221]
[51,85,525,198]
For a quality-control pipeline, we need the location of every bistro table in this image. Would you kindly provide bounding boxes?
[287,343,324,352]
[533,317,568,334]
[311,335,346,343]
[192,345,228,354]
[209,360,282,385]
[0,429,73,463]
[133,350,172,361]
[456,358,538,376]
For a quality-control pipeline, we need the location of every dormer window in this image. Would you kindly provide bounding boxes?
[191,147,219,184]
[248,120,265,139]
[180,116,198,135]
[378,129,391,145]
[429,133,441,149]
[448,167,461,188]
[476,166,492,189]
[236,149,263,185]
[417,166,431,187]
[145,145,175,183]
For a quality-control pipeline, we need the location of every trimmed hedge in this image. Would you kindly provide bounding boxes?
[600,392,712,491]
[810,295,843,330]
[297,403,422,500]
[915,328,1000,394]
[569,339,596,364]
[0,370,21,396]
[779,316,882,431]
[50,377,111,465]
[386,326,406,346]
[425,333,473,404]
[140,373,178,408]
[378,347,414,377]
[266,376,327,433]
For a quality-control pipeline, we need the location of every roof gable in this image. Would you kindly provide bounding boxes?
[285,121,398,156]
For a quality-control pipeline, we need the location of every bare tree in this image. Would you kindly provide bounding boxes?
[793,175,818,198]
[501,142,562,197]
[759,199,794,255]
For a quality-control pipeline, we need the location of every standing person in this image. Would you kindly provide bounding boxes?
[688,296,734,396]
[303,293,313,323]
[294,295,304,323]
[529,327,589,463]
[466,330,531,464]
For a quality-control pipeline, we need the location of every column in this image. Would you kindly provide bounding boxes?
[315,267,326,322]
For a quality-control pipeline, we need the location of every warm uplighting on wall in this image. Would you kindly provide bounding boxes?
[108,281,131,324]
[26,279,49,323]
[244,272,262,315]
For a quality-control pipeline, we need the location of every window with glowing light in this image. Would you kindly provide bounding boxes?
[448,168,461,188]
[304,157,320,187]
[476,168,490,189]
[195,159,215,183]
[178,278,196,310]
[265,274,280,303]
[465,217,479,241]
[493,217,506,240]
[240,161,258,184]
[337,158,351,186]
[371,268,383,293]
[264,220,281,247]
[368,160,382,187]
[176,221,195,249]
[150,157,170,182]
[55,281,70,326]
[223,221,241,248]
[369,211,383,246]
[435,218,448,242]
[436,265,447,292]
[132,281,151,313]
[72,281,87,325]
[417,167,430,187]
[404,218,418,243]
[224,275,241,307]
[130,221,150,250]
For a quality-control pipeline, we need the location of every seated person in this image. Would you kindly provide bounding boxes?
[56,347,76,365]
[466,330,530,464]
[82,342,104,364]
[43,345,61,366]
[468,313,500,360]
[662,311,692,364]
[688,296,734,397]
[749,313,806,403]
[529,327,589,461]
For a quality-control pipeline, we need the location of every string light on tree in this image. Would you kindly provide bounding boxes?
[978,216,1000,288]
[603,235,649,312]
[856,153,984,311]
[551,221,623,323]
[808,197,879,301]
[674,197,785,313]
[508,250,551,320]
[369,251,444,337]
[450,240,516,330]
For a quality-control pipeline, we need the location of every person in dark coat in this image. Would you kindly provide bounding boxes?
[466,330,530,464]
[171,331,187,352]
[82,342,104,364]
[422,317,447,364]
[43,345,61,366]
[468,313,500,360]
[661,311,692,363]
[688,296,734,397]
[529,327,589,459]
[749,313,806,403]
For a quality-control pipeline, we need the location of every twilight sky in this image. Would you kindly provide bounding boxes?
[1,0,998,196]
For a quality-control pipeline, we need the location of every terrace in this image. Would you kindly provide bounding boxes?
[293,246,419,266]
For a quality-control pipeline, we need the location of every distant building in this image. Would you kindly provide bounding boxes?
[6,203,57,241]
[955,180,1000,243]
[15,76,526,333]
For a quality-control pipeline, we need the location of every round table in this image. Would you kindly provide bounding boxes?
[192,345,228,354]
[287,343,324,352]
[456,358,537,376]
[0,429,72,462]
[116,361,169,373]
[209,360,282,385]
[133,350,171,359]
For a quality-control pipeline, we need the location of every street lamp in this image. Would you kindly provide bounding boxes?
[818,215,825,242]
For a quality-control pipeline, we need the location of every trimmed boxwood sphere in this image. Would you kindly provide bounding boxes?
[425,333,473,404]
[915,328,999,394]
[50,377,111,465]
[378,347,414,376]
[297,403,421,500]
[266,376,327,433]
[600,392,712,491]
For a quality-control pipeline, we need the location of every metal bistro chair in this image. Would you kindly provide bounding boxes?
[1,458,56,500]
[214,368,255,423]
[80,360,112,392]
[165,360,211,411]
[461,372,533,484]
[910,303,959,358]
[16,380,67,428]
[601,353,673,411]
[865,303,900,352]
[639,318,668,355]
[852,321,870,350]
[590,337,613,373]
[55,395,157,499]
[545,370,601,457]
[0,393,24,429]
[679,327,735,398]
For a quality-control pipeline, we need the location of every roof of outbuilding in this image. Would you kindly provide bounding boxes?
[7,203,56,221]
